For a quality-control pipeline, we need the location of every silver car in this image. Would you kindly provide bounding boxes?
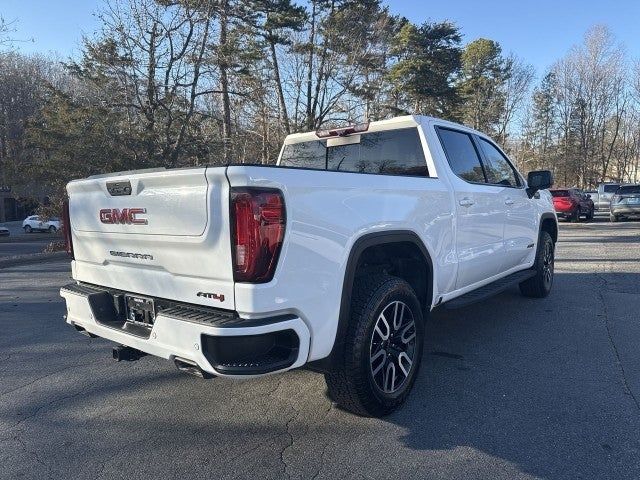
[610,184,640,222]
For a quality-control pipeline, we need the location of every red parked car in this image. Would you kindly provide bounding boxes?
[550,188,595,222]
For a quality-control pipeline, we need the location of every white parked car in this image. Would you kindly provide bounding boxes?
[22,215,61,233]
[60,115,557,416]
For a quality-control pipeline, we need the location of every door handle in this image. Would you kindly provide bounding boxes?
[459,197,475,207]
[504,197,515,205]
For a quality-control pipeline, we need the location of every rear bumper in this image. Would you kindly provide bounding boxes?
[553,206,574,213]
[611,204,640,216]
[554,207,577,217]
[60,282,310,378]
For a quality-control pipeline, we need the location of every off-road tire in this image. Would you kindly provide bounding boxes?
[325,274,425,417]
[519,231,554,298]
[571,209,581,223]
[586,207,594,220]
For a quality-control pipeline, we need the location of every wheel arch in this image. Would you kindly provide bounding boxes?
[540,212,558,243]
[310,230,434,373]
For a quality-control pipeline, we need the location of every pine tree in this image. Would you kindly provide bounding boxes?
[245,0,307,134]
[457,38,508,133]
[387,21,462,118]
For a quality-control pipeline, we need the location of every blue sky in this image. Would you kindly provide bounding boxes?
[3,0,639,77]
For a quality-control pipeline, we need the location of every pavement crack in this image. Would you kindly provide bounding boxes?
[267,377,283,398]
[13,432,54,476]
[594,272,640,412]
[310,443,329,480]
[2,378,98,433]
[279,404,300,480]
[320,400,333,421]
[91,442,131,480]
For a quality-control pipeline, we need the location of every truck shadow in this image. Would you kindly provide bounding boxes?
[388,270,640,478]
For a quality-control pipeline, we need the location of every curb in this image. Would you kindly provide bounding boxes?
[0,251,67,269]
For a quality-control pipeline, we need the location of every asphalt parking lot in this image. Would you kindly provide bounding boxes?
[0,237,56,258]
[0,222,59,258]
[1,216,639,480]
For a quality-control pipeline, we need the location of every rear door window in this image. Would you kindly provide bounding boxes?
[603,184,620,193]
[436,127,486,183]
[617,185,640,194]
[279,128,428,177]
[477,138,520,187]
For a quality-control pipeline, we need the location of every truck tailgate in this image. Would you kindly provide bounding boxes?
[67,167,235,310]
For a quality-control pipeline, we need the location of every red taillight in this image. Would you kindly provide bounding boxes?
[62,199,74,259]
[231,188,285,283]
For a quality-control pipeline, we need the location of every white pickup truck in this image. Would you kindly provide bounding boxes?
[60,115,557,416]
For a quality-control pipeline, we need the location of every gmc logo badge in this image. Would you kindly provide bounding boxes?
[100,208,148,225]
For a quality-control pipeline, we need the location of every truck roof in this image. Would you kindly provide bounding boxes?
[282,115,478,145]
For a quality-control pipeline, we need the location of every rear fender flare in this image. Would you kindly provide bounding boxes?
[314,230,434,372]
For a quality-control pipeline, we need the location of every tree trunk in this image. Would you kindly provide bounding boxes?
[305,1,317,130]
[261,99,268,164]
[219,0,232,163]
[145,22,158,163]
[269,39,290,135]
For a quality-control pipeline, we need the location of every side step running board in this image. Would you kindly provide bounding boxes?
[444,269,536,310]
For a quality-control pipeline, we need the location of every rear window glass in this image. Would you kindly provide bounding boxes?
[617,185,640,194]
[436,128,485,183]
[279,128,428,177]
[551,190,570,197]
[603,184,620,193]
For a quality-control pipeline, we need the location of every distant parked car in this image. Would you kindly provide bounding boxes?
[22,215,61,233]
[0,226,9,236]
[550,188,594,222]
[610,184,640,222]
[594,182,622,211]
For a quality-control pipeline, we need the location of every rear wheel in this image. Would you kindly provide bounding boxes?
[48,225,57,233]
[586,207,594,220]
[571,208,581,223]
[519,231,554,298]
[24,225,32,233]
[325,274,424,417]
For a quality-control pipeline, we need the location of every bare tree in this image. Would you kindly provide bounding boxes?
[76,0,221,166]
[496,54,534,145]
[518,25,640,187]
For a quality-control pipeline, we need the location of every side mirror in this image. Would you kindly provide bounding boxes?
[526,170,553,198]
